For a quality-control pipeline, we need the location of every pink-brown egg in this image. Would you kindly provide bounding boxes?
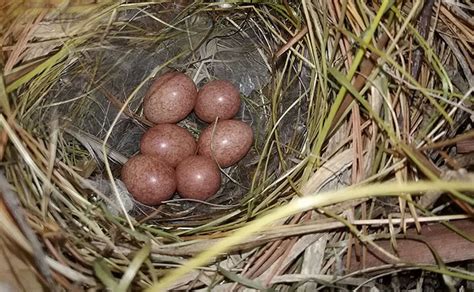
[144,71,197,124]
[197,120,253,168]
[176,155,221,200]
[140,124,196,167]
[194,80,241,123]
[121,154,176,205]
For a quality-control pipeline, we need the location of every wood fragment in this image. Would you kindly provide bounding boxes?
[347,220,474,272]
[457,138,474,154]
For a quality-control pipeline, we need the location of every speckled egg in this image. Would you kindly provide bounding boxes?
[144,71,197,124]
[140,124,196,167]
[121,154,176,205]
[194,80,241,123]
[176,155,221,200]
[197,120,253,168]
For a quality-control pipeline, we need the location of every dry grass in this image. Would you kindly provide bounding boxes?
[1,0,473,291]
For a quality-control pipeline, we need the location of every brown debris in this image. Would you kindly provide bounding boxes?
[457,138,474,154]
[348,220,474,272]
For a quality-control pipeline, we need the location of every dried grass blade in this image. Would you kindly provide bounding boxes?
[0,172,53,286]
[93,258,118,290]
[308,0,393,169]
[217,265,269,291]
[117,241,151,291]
[148,180,474,291]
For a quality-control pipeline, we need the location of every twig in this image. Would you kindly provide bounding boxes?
[272,25,309,63]
[0,172,53,288]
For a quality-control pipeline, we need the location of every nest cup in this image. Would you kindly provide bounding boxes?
[2,2,307,289]
[30,6,280,219]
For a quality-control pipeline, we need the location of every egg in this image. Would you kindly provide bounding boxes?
[197,120,253,167]
[144,71,197,124]
[140,124,196,167]
[176,155,221,200]
[121,154,176,205]
[194,80,241,123]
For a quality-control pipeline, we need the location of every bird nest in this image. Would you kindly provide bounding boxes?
[1,1,473,291]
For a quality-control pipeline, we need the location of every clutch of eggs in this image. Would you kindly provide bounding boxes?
[122,72,253,206]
